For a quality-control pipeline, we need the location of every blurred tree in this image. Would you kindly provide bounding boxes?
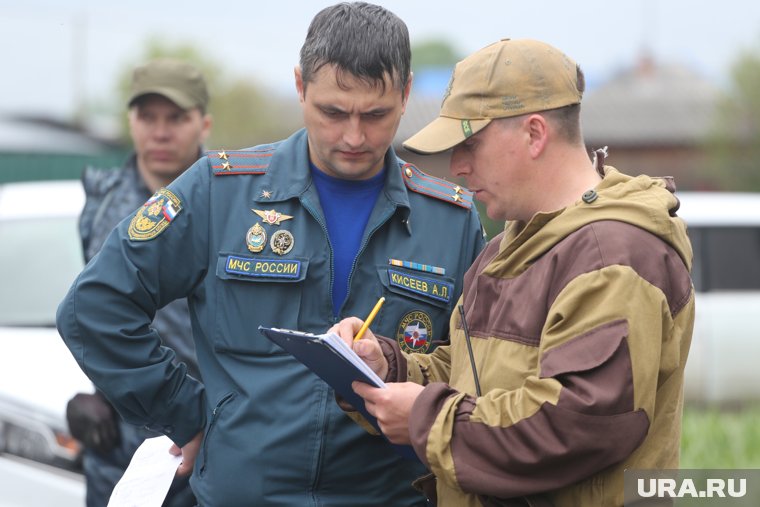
[411,39,461,72]
[209,78,301,149]
[706,45,760,191]
[113,37,298,149]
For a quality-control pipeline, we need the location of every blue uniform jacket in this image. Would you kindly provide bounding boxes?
[57,129,485,506]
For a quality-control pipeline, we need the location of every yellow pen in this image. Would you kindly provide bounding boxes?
[354,297,385,342]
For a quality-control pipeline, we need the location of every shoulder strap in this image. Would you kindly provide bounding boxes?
[401,163,474,209]
[207,143,281,176]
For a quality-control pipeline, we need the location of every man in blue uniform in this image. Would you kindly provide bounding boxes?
[57,3,484,506]
[65,58,211,507]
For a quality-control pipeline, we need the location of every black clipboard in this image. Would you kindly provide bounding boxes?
[258,326,418,461]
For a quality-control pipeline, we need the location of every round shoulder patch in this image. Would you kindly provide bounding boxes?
[128,188,182,241]
[396,310,433,354]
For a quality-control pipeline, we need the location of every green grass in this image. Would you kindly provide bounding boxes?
[681,405,760,468]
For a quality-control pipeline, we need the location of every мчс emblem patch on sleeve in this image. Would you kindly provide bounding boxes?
[396,310,433,353]
[128,188,182,241]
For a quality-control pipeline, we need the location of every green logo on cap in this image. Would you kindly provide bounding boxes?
[441,73,455,107]
[462,120,473,138]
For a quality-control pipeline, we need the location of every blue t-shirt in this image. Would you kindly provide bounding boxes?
[310,164,385,315]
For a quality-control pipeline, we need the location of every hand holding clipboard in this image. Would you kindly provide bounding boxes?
[258,298,418,460]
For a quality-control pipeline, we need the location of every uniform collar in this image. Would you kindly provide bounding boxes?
[250,128,411,217]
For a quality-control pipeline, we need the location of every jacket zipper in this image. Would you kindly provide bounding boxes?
[300,196,335,501]
[299,198,396,501]
[199,391,236,476]
[340,204,397,315]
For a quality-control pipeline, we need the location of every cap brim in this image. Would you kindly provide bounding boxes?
[402,116,491,155]
[128,87,196,110]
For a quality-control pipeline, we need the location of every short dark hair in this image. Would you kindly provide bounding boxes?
[299,2,411,94]
[542,64,586,144]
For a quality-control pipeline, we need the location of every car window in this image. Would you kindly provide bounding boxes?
[0,216,83,326]
[689,226,760,292]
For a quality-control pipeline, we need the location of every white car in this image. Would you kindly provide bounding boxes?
[0,180,91,505]
[675,191,760,404]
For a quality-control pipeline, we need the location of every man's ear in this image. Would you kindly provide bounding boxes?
[200,113,213,144]
[525,114,548,159]
[294,66,305,102]
[401,73,413,112]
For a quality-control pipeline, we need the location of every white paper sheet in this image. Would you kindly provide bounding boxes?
[107,435,183,507]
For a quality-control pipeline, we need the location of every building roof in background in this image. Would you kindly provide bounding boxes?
[395,90,442,149]
[581,55,721,146]
[395,67,450,149]
[397,58,723,150]
[0,115,120,154]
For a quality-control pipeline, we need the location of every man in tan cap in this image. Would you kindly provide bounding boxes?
[332,38,695,506]
[66,58,211,507]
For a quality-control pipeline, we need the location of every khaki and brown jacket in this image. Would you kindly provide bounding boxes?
[381,167,695,507]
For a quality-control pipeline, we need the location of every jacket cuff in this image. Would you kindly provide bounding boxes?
[377,335,407,383]
[144,376,206,447]
[409,382,465,469]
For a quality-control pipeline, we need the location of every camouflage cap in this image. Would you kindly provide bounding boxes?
[128,59,209,111]
[403,39,582,154]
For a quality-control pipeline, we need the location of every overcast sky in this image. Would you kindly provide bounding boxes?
[2,0,760,120]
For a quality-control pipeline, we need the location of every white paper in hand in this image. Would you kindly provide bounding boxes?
[107,435,182,507]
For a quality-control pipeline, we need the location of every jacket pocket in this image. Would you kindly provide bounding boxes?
[199,391,236,477]
[213,252,308,355]
[380,266,456,310]
[411,472,438,505]
[375,266,457,353]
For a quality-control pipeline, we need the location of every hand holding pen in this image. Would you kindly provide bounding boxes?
[330,297,389,380]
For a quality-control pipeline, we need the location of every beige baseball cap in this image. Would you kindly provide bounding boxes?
[403,38,582,154]
[128,59,209,111]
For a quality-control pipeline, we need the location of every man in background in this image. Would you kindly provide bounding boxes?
[66,58,211,507]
